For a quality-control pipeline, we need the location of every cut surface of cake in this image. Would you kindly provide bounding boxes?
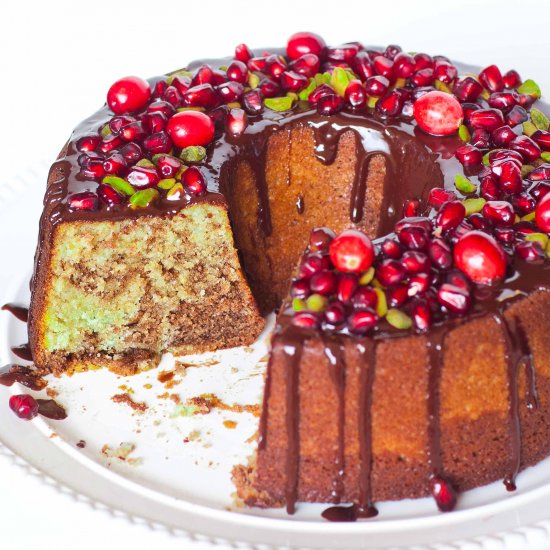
[27,31,550,517]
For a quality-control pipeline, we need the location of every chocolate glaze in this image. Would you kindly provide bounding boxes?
[0,364,46,391]
[1,304,29,323]
[11,344,33,362]
[37,398,67,420]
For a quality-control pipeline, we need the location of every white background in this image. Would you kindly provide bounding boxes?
[1,0,550,548]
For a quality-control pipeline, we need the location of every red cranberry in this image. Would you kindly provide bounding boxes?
[453,77,483,102]
[235,43,253,63]
[454,231,507,284]
[345,80,366,108]
[482,201,515,227]
[289,54,320,78]
[9,394,39,420]
[76,133,100,152]
[98,184,123,205]
[287,32,326,60]
[226,60,248,84]
[181,166,207,195]
[365,75,390,97]
[324,303,346,327]
[505,105,528,127]
[376,259,406,286]
[317,94,344,115]
[337,273,358,304]
[348,310,378,334]
[455,145,482,166]
[429,238,453,270]
[126,166,160,188]
[503,70,521,89]
[436,201,466,232]
[430,475,457,512]
[309,227,336,252]
[166,111,214,148]
[67,191,99,211]
[292,311,319,329]
[535,193,550,233]
[479,65,504,93]
[412,302,432,331]
[310,270,337,296]
[516,240,546,263]
[509,135,541,163]
[329,230,374,273]
[107,76,151,115]
[437,283,471,314]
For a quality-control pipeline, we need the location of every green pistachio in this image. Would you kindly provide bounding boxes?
[179,146,207,163]
[264,96,295,111]
[102,176,135,196]
[367,96,379,109]
[386,308,412,330]
[462,197,486,215]
[292,297,307,312]
[100,124,111,138]
[542,152,550,163]
[525,232,549,249]
[518,79,541,99]
[435,80,452,94]
[373,288,387,318]
[176,106,206,113]
[166,182,184,200]
[136,158,156,169]
[248,72,260,89]
[522,211,536,222]
[330,67,351,97]
[315,72,331,86]
[523,121,538,137]
[547,240,550,259]
[158,178,177,190]
[306,293,327,312]
[130,188,159,209]
[166,69,193,85]
[521,164,536,177]
[480,89,491,100]
[454,174,476,194]
[482,151,492,166]
[298,78,317,101]
[531,108,550,131]
[458,124,471,143]
[359,267,375,286]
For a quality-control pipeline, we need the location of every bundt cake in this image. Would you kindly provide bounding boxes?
[27,32,550,517]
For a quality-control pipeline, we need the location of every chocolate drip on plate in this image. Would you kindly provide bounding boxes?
[11,343,33,362]
[1,304,29,323]
[37,399,67,420]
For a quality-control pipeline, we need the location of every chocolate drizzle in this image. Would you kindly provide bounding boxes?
[1,304,29,322]
[0,364,46,390]
[11,344,33,362]
[37,399,67,420]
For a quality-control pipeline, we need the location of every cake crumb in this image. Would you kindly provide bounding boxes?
[157,391,170,399]
[111,392,147,413]
[101,442,142,466]
[117,384,134,394]
[157,370,175,383]
[143,383,153,389]
[184,393,260,417]
[224,420,237,429]
[46,387,59,398]
[76,440,86,448]
[183,430,201,443]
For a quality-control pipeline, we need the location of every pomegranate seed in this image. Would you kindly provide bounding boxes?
[413,52,433,70]
[264,54,287,79]
[98,184,123,205]
[479,65,504,93]
[430,475,457,512]
[402,251,430,273]
[376,89,406,117]
[309,227,336,252]
[352,52,375,81]
[226,108,248,137]
[515,221,539,237]
[530,181,550,201]
[182,84,218,109]
[364,75,390,97]
[383,44,401,59]
[181,166,207,195]
[153,79,168,98]
[107,76,151,115]
[397,228,429,250]
[99,133,122,153]
[505,105,528,127]
[469,108,505,132]
[455,144,482,166]
[216,81,244,104]
[470,128,490,149]
[247,56,267,72]
[387,285,409,308]
[345,79,366,108]
[9,394,39,420]
[118,121,145,142]
[509,135,541,163]
[527,164,550,181]
[491,125,516,148]
[299,253,331,279]
[403,198,421,218]
[317,94,344,115]
[290,279,310,299]
[381,239,403,259]
[535,193,550,232]
[76,133,100,152]
[324,303,346,326]
[482,201,515,226]
[326,43,361,64]
[120,142,143,164]
[411,68,435,87]
[141,111,167,134]
[532,130,550,151]
[490,148,523,165]
[413,91,463,136]
[191,65,214,86]
[408,272,432,297]
[488,91,519,111]
[67,191,99,211]
[329,230,374,273]
[226,60,248,84]
[516,240,545,263]
[512,192,536,215]
[503,70,522,89]
[453,77,483,102]
[449,219,474,244]
[280,70,308,92]
[480,175,501,201]
[126,166,159,188]
[147,100,176,118]
[289,54,320,78]
[142,131,171,154]
[446,270,471,291]
[372,55,394,79]
[494,226,516,244]
[259,78,281,98]
[395,216,433,235]
[242,89,264,114]
[310,270,337,296]
[337,273,358,304]
[469,212,492,231]
[437,283,471,314]
[292,311,319,329]
[436,200,466,231]
[461,102,482,124]
[103,152,127,175]
[454,231,507,284]
[171,75,191,95]
[235,43,253,63]
[434,62,458,84]
[348,310,378,334]
[393,52,416,78]
[287,32,326,60]
[376,259,406,286]
[429,238,452,270]
[412,302,432,331]
[156,155,181,178]
[352,287,378,310]
[163,85,182,108]
[428,188,456,209]
[166,111,214,148]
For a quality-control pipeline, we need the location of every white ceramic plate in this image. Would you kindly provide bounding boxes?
[2,165,550,550]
